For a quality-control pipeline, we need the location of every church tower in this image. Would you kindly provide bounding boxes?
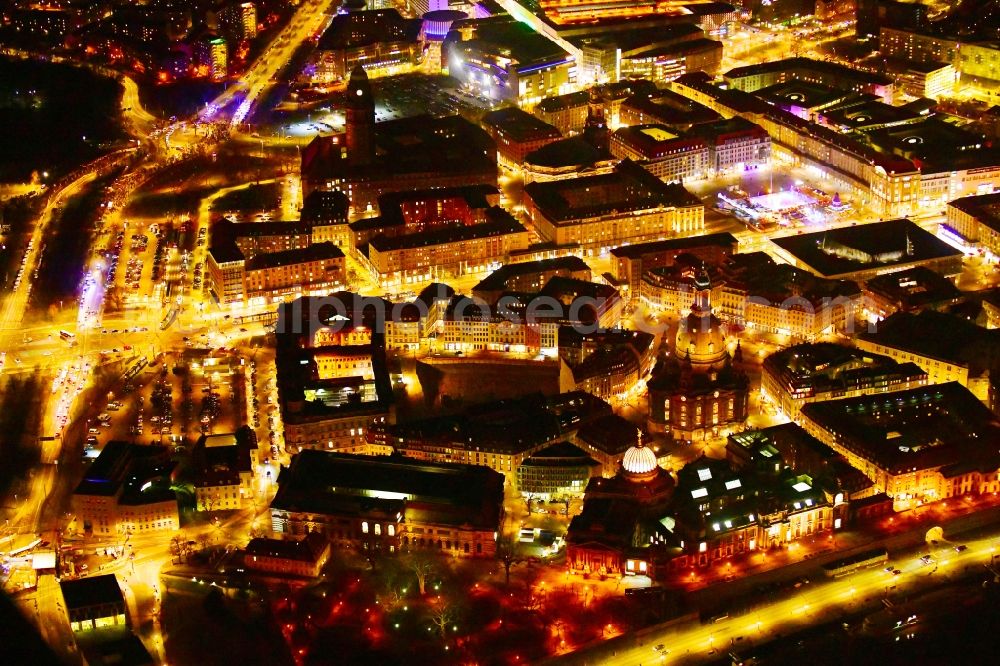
[345,66,375,166]
[582,89,609,154]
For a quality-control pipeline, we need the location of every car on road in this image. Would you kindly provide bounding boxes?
[954,544,967,552]
[920,555,934,565]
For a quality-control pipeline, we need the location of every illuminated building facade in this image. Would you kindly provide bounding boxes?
[192,429,259,512]
[946,191,1000,257]
[610,125,711,182]
[60,576,129,633]
[312,9,422,83]
[245,533,331,578]
[856,310,1000,402]
[646,268,749,440]
[71,442,178,538]
[275,297,396,454]
[523,159,704,249]
[481,106,562,168]
[269,450,505,558]
[197,35,228,81]
[301,67,497,212]
[207,241,346,306]
[446,16,576,105]
[761,343,928,420]
[799,383,1000,508]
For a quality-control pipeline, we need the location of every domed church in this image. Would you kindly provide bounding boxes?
[647,267,750,441]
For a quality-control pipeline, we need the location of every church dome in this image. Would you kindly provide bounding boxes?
[622,443,658,475]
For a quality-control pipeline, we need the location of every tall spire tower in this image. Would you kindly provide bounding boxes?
[345,65,375,166]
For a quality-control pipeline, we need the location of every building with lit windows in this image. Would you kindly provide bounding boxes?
[566,440,676,578]
[60,575,129,633]
[856,310,1000,402]
[723,57,895,103]
[618,86,720,130]
[363,208,531,287]
[946,191,1000,257]
[275,297,396,454]
[368,391,615,485]
[192,428,258,512]
[472,255,591,303]
[301,67,497,213]
[611,231,738,301]
[799,382,1000,509]
[522,159,704,249]
[481,106,562,168]
[619,37,722,83]
[312,9,422,83]
[446,15,575,105]
[727,424,877,503]
[761,343,928,421]
[207,241,346,306]
[668,454,845,568]
[862,266,963,320]
[610,125,711,183]
[221,1,257,41]
[197,35,228,81]
[517,442,601,499]
[646,268,750,441]
[244,533,330,578]
[639,251,863,340]
[269,449,505,558]
[558,327,656,400]
[71,442,178,538]
[879,26,959,66]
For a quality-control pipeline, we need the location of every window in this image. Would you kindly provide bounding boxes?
[387,524,395,537]
[374,523,381,536]
[697,468,712,481]
[362,521,369,534]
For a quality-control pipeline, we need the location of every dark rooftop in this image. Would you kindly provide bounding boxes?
[59,574,124,611]
[524,159,701,223]
[610,231,739,260]
[799,382,1000,474]
[771,219,963,278]
[270,450,504,529]
[243,242,344,272]
[317,9,421,51]
[482,106,561,143]
[859,310,1000,371]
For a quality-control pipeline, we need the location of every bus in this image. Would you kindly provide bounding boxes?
[59,330,75,341]
[822,547,889,578]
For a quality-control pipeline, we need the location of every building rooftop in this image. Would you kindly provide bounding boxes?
[59,574,124,612]
[863,266,963,311]
[800,382,1000,475]
[610,231,738,260]
[302,114,496,184]
[576,413,640,455]
[317,9,421,51]
[763,342,928,398]
[270,450,505,530]
[771,219,962,278]
[245,532,328,563]
[520,441,599,467]
[74,441,174,502]
[524,159,701,223]
[724,56,894,88]
[472,256,590,294]
[482,106,561,143]
[621,87,721,128]
[523,136,608,170]
[367,208,525,253]
[243,241,344,272]
[859,310,1000,371]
